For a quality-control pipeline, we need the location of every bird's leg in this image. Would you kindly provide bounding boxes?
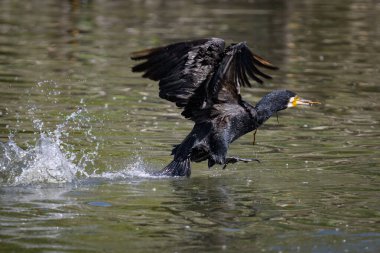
[222,157,260,169]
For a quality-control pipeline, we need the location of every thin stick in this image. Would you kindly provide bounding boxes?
[252,129,257,145]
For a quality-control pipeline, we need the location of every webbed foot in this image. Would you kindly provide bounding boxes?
[222,157,260,169]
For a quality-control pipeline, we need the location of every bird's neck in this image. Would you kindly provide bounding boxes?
[255,107,274,126]
[254,97,283,126]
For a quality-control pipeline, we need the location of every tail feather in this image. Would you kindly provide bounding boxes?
[158,159,191,177]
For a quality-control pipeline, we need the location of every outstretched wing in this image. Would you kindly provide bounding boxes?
[182,42,278,120]
[131,38,225,107]
[210,42,278,104]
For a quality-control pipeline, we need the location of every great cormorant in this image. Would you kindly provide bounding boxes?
[131,38,319,177]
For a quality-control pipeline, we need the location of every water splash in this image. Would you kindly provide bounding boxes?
[93,156,163,180]
[0,108,163,185]
[0,137,78,184]
[0,81,163,186]
[0,134,161,185]
[0,107,95,185]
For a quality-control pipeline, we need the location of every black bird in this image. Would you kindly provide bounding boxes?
[131,38,318,177]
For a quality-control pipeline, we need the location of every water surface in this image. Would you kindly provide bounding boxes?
[0,0,379,252]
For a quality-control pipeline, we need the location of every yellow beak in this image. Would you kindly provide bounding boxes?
[288,96,320,108]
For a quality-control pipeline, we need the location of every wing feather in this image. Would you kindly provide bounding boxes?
[210,42,278,104]
[131,38,225,107]
[131,39,278,122]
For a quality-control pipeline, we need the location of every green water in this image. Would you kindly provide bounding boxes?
[0,0,379,252]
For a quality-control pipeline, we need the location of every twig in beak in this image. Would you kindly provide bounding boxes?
[252,129,257,145]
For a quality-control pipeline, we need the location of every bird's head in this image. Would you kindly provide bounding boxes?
[285,91,321,109]
[255,90,320,122]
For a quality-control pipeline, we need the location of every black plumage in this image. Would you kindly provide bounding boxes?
[131,38,317,177]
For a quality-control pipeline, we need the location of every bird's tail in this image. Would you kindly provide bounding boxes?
[158,158,191,177]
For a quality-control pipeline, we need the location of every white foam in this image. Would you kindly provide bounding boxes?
[1,134,162,185]
[0,134,86,185]
[0,90,165,186]
[0,106,95,186]
[13,135,79,184]
[90,157,164,180]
